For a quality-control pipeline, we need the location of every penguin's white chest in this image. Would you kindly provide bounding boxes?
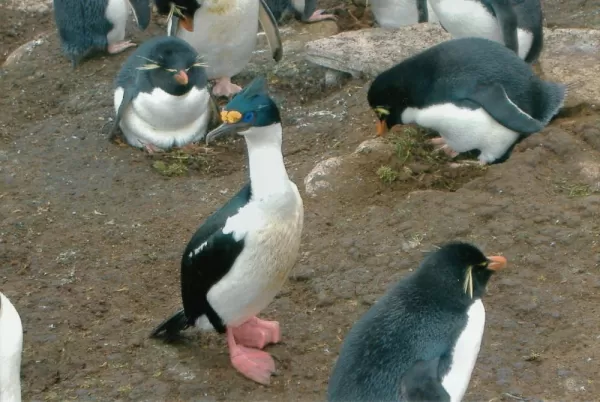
[105,0,130,44]
[174,0,260,79]
[114,86,212,150]
[402,103,519,163]
[441,299,485,402]
[370,0,439,28]
[430,0,503,42]
[0,293,23,402]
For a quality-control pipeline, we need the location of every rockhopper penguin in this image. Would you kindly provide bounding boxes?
[155,0,283,98]
[111,36,219,154]
[53,0,151,66]
[368,37,566,165]
[0,292,23,402]
[327,241,508,402]
[150,77,304,386]
[428,0,544,63]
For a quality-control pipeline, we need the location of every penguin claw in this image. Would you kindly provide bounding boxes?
[307,10,337,22]
[212,77,243,98]
[108,41,137,55]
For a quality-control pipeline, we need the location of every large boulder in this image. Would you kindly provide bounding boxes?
[305,24,600,104]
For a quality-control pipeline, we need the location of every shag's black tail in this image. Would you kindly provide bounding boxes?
[149,308,190,342]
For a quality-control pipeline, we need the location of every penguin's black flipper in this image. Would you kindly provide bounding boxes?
[149,308,190,341]
[400,357,450,402]
[416,0,429,23]
[110,87,137,139]
[258,0,284,62]
[127,0,152,30]
[461,83,545,134]
[485,0,519,56]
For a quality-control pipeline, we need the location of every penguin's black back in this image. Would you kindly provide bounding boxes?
[115,36,208,97]
[327,242,492,402]
[369,37,563,124]
[53,0,112,62]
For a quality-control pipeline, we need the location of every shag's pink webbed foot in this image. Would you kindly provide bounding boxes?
[212,77,243,98]
[227,328,276,385]
[232,316,281,349]
[108,40,136,54]
[307,10,337,22]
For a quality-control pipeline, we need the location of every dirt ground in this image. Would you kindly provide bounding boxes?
[1,0,600,401]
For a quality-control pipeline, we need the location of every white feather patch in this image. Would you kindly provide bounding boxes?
[105,0,129,45]
[0,292,23,402]
[441,299,485,402]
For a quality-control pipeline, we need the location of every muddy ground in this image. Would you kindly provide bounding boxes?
[1,0,600,401]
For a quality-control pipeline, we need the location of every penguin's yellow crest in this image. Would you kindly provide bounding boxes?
[220,110,242,124]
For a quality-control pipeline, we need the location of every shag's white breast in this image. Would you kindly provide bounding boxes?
[0,292,23,402]
[195,184,304,330]
[402,103,519,163]
[371,0,439,27]
[105,0,129,44]
[441,299,485,402]
[429,0,503,42]
[176,0,260,79]
[114,86,212,149]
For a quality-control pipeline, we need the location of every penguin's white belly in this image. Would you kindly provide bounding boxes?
[371,0,438,27]
[176,2,259,80]
[441,299,485,402]
[516,28,533,59]
[114,87,212,149]
[402,103,519,163]
[431,0,503,42]
[0,292,23,402]
[196,189,304,330]
[105,0,129,44]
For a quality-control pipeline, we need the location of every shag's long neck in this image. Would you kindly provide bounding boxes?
[0,294,23,402]
[244,124,290,198]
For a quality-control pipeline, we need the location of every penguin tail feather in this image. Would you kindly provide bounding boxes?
[149,308,191,342]
[540,80,568,125]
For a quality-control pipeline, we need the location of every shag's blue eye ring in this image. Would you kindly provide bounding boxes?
[242,112,255,123]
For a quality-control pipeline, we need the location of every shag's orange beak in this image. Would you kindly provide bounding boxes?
[174,70,188,85]
[486,255,508,271]
[180,15,194,32]
[376,120,388,136]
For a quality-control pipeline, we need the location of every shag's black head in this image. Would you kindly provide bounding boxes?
[205,77,282,143]
[135,36,208,96]
[418,241,507,301]
[154,0,200,20]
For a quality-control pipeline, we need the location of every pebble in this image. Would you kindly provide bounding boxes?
[316,291,335,307]
[291,267,316,281]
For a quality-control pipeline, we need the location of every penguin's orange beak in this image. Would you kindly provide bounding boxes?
[486,255,507,271]
[179,16,194,32]
[376,120,388,136]
[174,70,188,85]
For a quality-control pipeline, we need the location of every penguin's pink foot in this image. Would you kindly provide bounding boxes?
[227,328,276,385]
[449,160,487,168]
[212,77,243,98]
[141,142,163,155]
[107,40,136,54]
[428,137,446,146]
[232,316,281,349]
[440,144,459,158]
[307,10,337,22]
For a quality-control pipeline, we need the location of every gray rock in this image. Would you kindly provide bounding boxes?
[305,25,600,104]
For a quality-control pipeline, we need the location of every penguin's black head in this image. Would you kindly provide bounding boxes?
[137,37,207,96]
[420,242,507,301]
[205,77,282,144]
[367,72,409,136]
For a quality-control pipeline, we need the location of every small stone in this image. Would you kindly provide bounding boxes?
[316,291,335,307]
[291,267,315,281]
